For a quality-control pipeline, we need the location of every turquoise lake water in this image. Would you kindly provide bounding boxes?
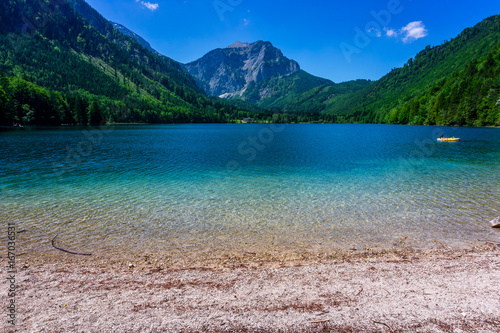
[1,124,499,257]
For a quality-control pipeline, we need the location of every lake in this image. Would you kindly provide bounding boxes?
[1,124,499,258]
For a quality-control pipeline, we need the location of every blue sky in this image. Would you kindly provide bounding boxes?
[84,0,500,83]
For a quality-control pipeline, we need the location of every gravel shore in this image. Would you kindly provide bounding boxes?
[2,244,500,332]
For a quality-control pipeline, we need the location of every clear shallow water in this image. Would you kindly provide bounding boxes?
[1,124,499,257]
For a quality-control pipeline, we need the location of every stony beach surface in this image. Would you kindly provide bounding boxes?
[2,243,500,332]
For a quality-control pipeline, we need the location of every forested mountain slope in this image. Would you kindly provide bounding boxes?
[0,0,249,126]
[240,71,371,114]
[341,14,500,126]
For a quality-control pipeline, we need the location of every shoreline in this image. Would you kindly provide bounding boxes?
[17,239,500,270]
[4,244,500,332]
[12,231,500,269]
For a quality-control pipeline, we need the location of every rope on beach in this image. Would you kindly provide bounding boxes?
[51,236,92,256]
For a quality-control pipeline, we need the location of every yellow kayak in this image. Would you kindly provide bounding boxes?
[437,137,460,142]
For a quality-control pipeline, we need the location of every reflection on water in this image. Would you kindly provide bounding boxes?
[1,124,499,257]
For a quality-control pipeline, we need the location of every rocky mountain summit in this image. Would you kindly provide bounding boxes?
[183,41,300,98]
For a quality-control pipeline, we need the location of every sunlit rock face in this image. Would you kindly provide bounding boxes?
[184,41,300,98]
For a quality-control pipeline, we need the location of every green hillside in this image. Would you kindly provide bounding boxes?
[0,0,249,126]
[340,14,500,126]
[236,70,371,114]
[234,14,500,126]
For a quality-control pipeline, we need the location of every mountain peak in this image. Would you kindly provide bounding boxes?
[185,41,300,97]
[226,41,251,49]
[109,21,158,54]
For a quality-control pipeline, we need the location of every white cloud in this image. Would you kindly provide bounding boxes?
[385,28,398,38]
[401,21,428,43]
[136,0,159,11]
[382,22,428,43]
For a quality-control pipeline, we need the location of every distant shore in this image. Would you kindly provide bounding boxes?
[6,244,500,332]
[2,122,500,128]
